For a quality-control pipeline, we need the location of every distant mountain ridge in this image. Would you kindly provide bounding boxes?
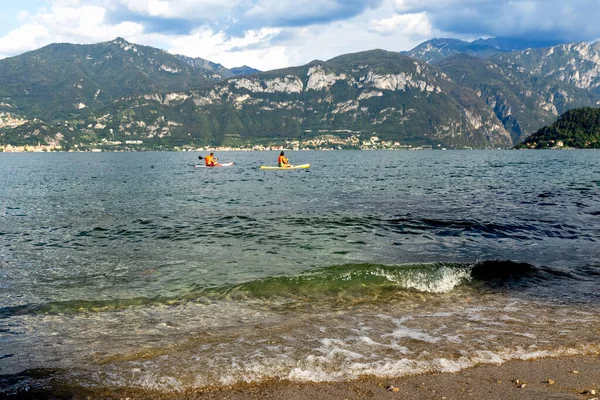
[0,37,260,122]
[493,42,600,93]
[404,37,566,63]
[0,38,219,121]
[436,50,600,144]
[230,65,262,76]
[171,56,261,78]
[174,54,233,78]
[3,37,600,150]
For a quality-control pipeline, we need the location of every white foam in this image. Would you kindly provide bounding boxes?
[69,341,600,393]
[380,315,441,343]
[9,284,600,395]
[314,347,367,362]
[358,336,381,346]
[390,265,472,293]
[288,366,332,382]
[287,344,600,382]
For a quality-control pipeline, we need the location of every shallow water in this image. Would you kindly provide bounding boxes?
[1,150,599,394]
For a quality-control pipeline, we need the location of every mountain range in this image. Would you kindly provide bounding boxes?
[1,37,600,150]
[402,37,567,64]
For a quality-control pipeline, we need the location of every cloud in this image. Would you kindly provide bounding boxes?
[32,4,143,41]
[111,0,382,35]
[116,0,240,22]
[0,0,436,70]
[369,12,432,37]
[2,0,599,71]
[392,0,600,42]
[0,24,50,58]
[168,27,292,70]
[0,3,146,58]
[253,5,434,66]
[243,0,383,28]
[160,0,429,70]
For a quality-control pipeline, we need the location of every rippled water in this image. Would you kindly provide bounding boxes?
[1,150,599,395]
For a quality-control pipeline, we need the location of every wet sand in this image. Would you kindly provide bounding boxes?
[183,355,600,400]
[7,354,600,399]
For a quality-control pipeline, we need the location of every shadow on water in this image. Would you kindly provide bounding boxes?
[1,369,160,400]
[0,369,140,400]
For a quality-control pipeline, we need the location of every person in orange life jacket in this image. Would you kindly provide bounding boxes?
[199,152,218,166]
[278,151,290,167]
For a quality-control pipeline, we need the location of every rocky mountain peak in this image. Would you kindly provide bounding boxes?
[495,41,600,92]
[110,37,130,46]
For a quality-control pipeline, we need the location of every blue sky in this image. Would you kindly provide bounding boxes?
[0,0,599,71]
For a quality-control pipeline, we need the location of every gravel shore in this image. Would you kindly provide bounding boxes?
[6,354,600,399]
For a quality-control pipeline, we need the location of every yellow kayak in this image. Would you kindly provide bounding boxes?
[259,164,310,170]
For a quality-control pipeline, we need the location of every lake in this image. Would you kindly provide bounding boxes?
[1,150,599,394]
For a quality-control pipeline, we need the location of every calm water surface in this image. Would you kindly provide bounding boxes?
[1,150,599,394]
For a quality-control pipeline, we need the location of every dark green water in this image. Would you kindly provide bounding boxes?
[1,150,599,394]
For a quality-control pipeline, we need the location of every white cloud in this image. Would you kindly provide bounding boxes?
[2,0,600,70]
[370,12,432,37]
[158,0,440,70]
[157,0,428,70]
[118,0,241,20]
[391,0,600,41]
[33,5,139,40]
[0,3,145,58]
[0,0,450,69]
[168,27,291,70]
[248,5,437,67]
[0,24,50,58]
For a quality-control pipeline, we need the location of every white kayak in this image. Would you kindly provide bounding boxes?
[194,162,234,168]
[259,164,310,170]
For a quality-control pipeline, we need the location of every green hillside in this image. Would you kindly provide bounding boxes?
[2,49,515,149]
[0,38,219,121]
[516,107,600,148]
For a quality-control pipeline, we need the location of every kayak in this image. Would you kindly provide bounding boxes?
[194,162,234,168]
[259,164,310,170]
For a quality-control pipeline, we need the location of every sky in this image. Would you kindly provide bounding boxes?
[0,0,599,71]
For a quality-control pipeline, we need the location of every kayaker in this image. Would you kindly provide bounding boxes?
[278,151,290,167]
[199,152,218,166]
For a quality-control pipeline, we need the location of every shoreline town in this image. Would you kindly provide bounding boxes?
[1,134,455,153]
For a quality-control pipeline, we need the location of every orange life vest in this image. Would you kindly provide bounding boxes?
[205,154,215,166]
[278,155,288,166]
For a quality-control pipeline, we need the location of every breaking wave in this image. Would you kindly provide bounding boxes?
[2,260,583,318]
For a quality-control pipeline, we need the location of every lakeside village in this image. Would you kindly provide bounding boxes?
[1,132,448,153]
